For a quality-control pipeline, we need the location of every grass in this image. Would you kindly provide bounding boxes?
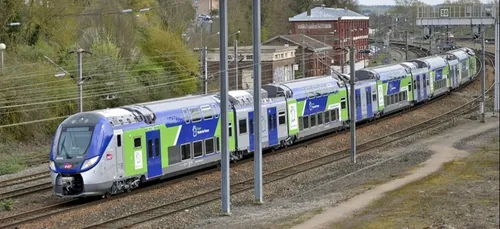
[0,154,26,176]
[0,199,13,211]
[330,137,500,229]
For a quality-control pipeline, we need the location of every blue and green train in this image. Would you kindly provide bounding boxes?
[49,48,477,198]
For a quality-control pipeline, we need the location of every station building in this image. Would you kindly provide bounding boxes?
[289,6,370,73]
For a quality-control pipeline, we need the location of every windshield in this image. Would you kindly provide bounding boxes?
[57,127,94,159]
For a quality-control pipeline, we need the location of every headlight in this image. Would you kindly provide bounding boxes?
[80,156,100,170]
[49,161,56,171]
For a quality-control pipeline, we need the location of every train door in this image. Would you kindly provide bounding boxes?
[248,111,254,152]
[146,130,162,179]
[355,89,362,121]
[416,75,422,101]
[113,130,124,177]
[423,74,428,99]
[236,111,249,151]
[365,86,373,118]
[267,107,278,146]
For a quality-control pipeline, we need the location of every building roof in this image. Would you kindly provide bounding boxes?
[263,34,332,52]
[205,45,298,53]
[289,7,369,22]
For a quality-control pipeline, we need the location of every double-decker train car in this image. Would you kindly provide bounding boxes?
[49,48,477,198]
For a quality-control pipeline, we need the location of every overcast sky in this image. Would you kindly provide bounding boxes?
[358,0,489,5]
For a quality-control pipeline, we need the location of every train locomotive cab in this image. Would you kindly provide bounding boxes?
[49,112,113,198]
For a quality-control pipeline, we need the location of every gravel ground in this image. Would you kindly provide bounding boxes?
[4,46,495,228]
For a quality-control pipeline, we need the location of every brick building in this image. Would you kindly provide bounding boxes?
[204,45,299,90]
[264,34,332,78]
[289,6,370,73]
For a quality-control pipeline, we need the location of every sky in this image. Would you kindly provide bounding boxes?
[358,0,489,5]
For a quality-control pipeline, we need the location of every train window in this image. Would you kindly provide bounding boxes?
[372,94,376,102]
[324,111,330,123]
[215,137,220,152]
[148,140,153,158]
[239,119,247,134]
[189,107,202,122]
[303,116,309,129]
[335,109,340,121]
[278,111,286,125]
[155,138,160,156]
[268,115,272,130]
[205,138,214,155]
[212,104,219,118]
[193,141,203,157]
[341,98,346,109]
[426,79,430,86]
[201,105,213,120]
[229,122,233,137]
[181,144,191,160]
[384,96,388,106]
[408,85,412,92]
[299,117,303,130]
[117,135,122,147]
[182,109,190,124]
[310,114,316,127]
[134,137,141,148]
[317,112,323,125]
[249,118,254,134]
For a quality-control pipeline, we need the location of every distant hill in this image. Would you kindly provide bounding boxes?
[359,5,394,15]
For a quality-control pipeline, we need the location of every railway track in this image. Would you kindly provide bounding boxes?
[82,52,496,229]
[1,46,492,229]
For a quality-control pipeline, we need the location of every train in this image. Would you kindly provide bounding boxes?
[49,47,477,198]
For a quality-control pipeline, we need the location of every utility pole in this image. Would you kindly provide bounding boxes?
[405,31,409,61]
[341,37,344,73]
[234,39,238,90]
[219,0,230,215]
[349,46,356,163]
[74,48,92,113]
[252,0,263,204]
[202,46,208,94]
[480,24,486,123]
[0,43,5,72]
[495,7,500,114]
[301,34,306,78]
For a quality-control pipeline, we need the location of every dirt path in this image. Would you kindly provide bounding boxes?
[291,116,499,229]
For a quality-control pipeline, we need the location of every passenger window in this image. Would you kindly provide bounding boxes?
[341,98,346,109]
[324,111,330,123]
[372,94,376,101]
[239,119,247,134]
[181,144,191,160]
[268,115,272,130]
[154,138,160,156]
[215,137,220,152]
[229,123,233,137]
[409,85,412,91]
[318,112,323,125]
[189,107,202,122]
[148,139,153,158]
[182,109,190,123]
[303,116,309,129]
[212,104,219,118]
[193,141,203,157]
[310,114,316,127]
[117,134,122,147]
[201,105,213,120]
[134,137,141,148]
[278,111,286,125]
[205,138,214,155]
[299,117,303,130]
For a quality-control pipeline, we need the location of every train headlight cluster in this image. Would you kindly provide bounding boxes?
[81,156,99,170]
[49,161,56,171]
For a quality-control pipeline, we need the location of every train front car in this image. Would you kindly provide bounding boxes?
[49,112,113,198]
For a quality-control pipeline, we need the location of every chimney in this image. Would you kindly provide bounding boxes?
[307,8,311,16]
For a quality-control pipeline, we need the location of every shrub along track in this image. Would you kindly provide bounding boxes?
[1,46,492,229]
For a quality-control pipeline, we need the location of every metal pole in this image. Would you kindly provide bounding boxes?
[1,50,3,72]
[252,0,263,204]
[349,45,356,163]
[480,25,486,123]
[234,40,238,90]
[219,0,230,215]
[302,34,306,78]
[204,46,208,94]
[341,38,344,73]
[405,31,409,61]
[77,49,83,113]
[495,12,500,113]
